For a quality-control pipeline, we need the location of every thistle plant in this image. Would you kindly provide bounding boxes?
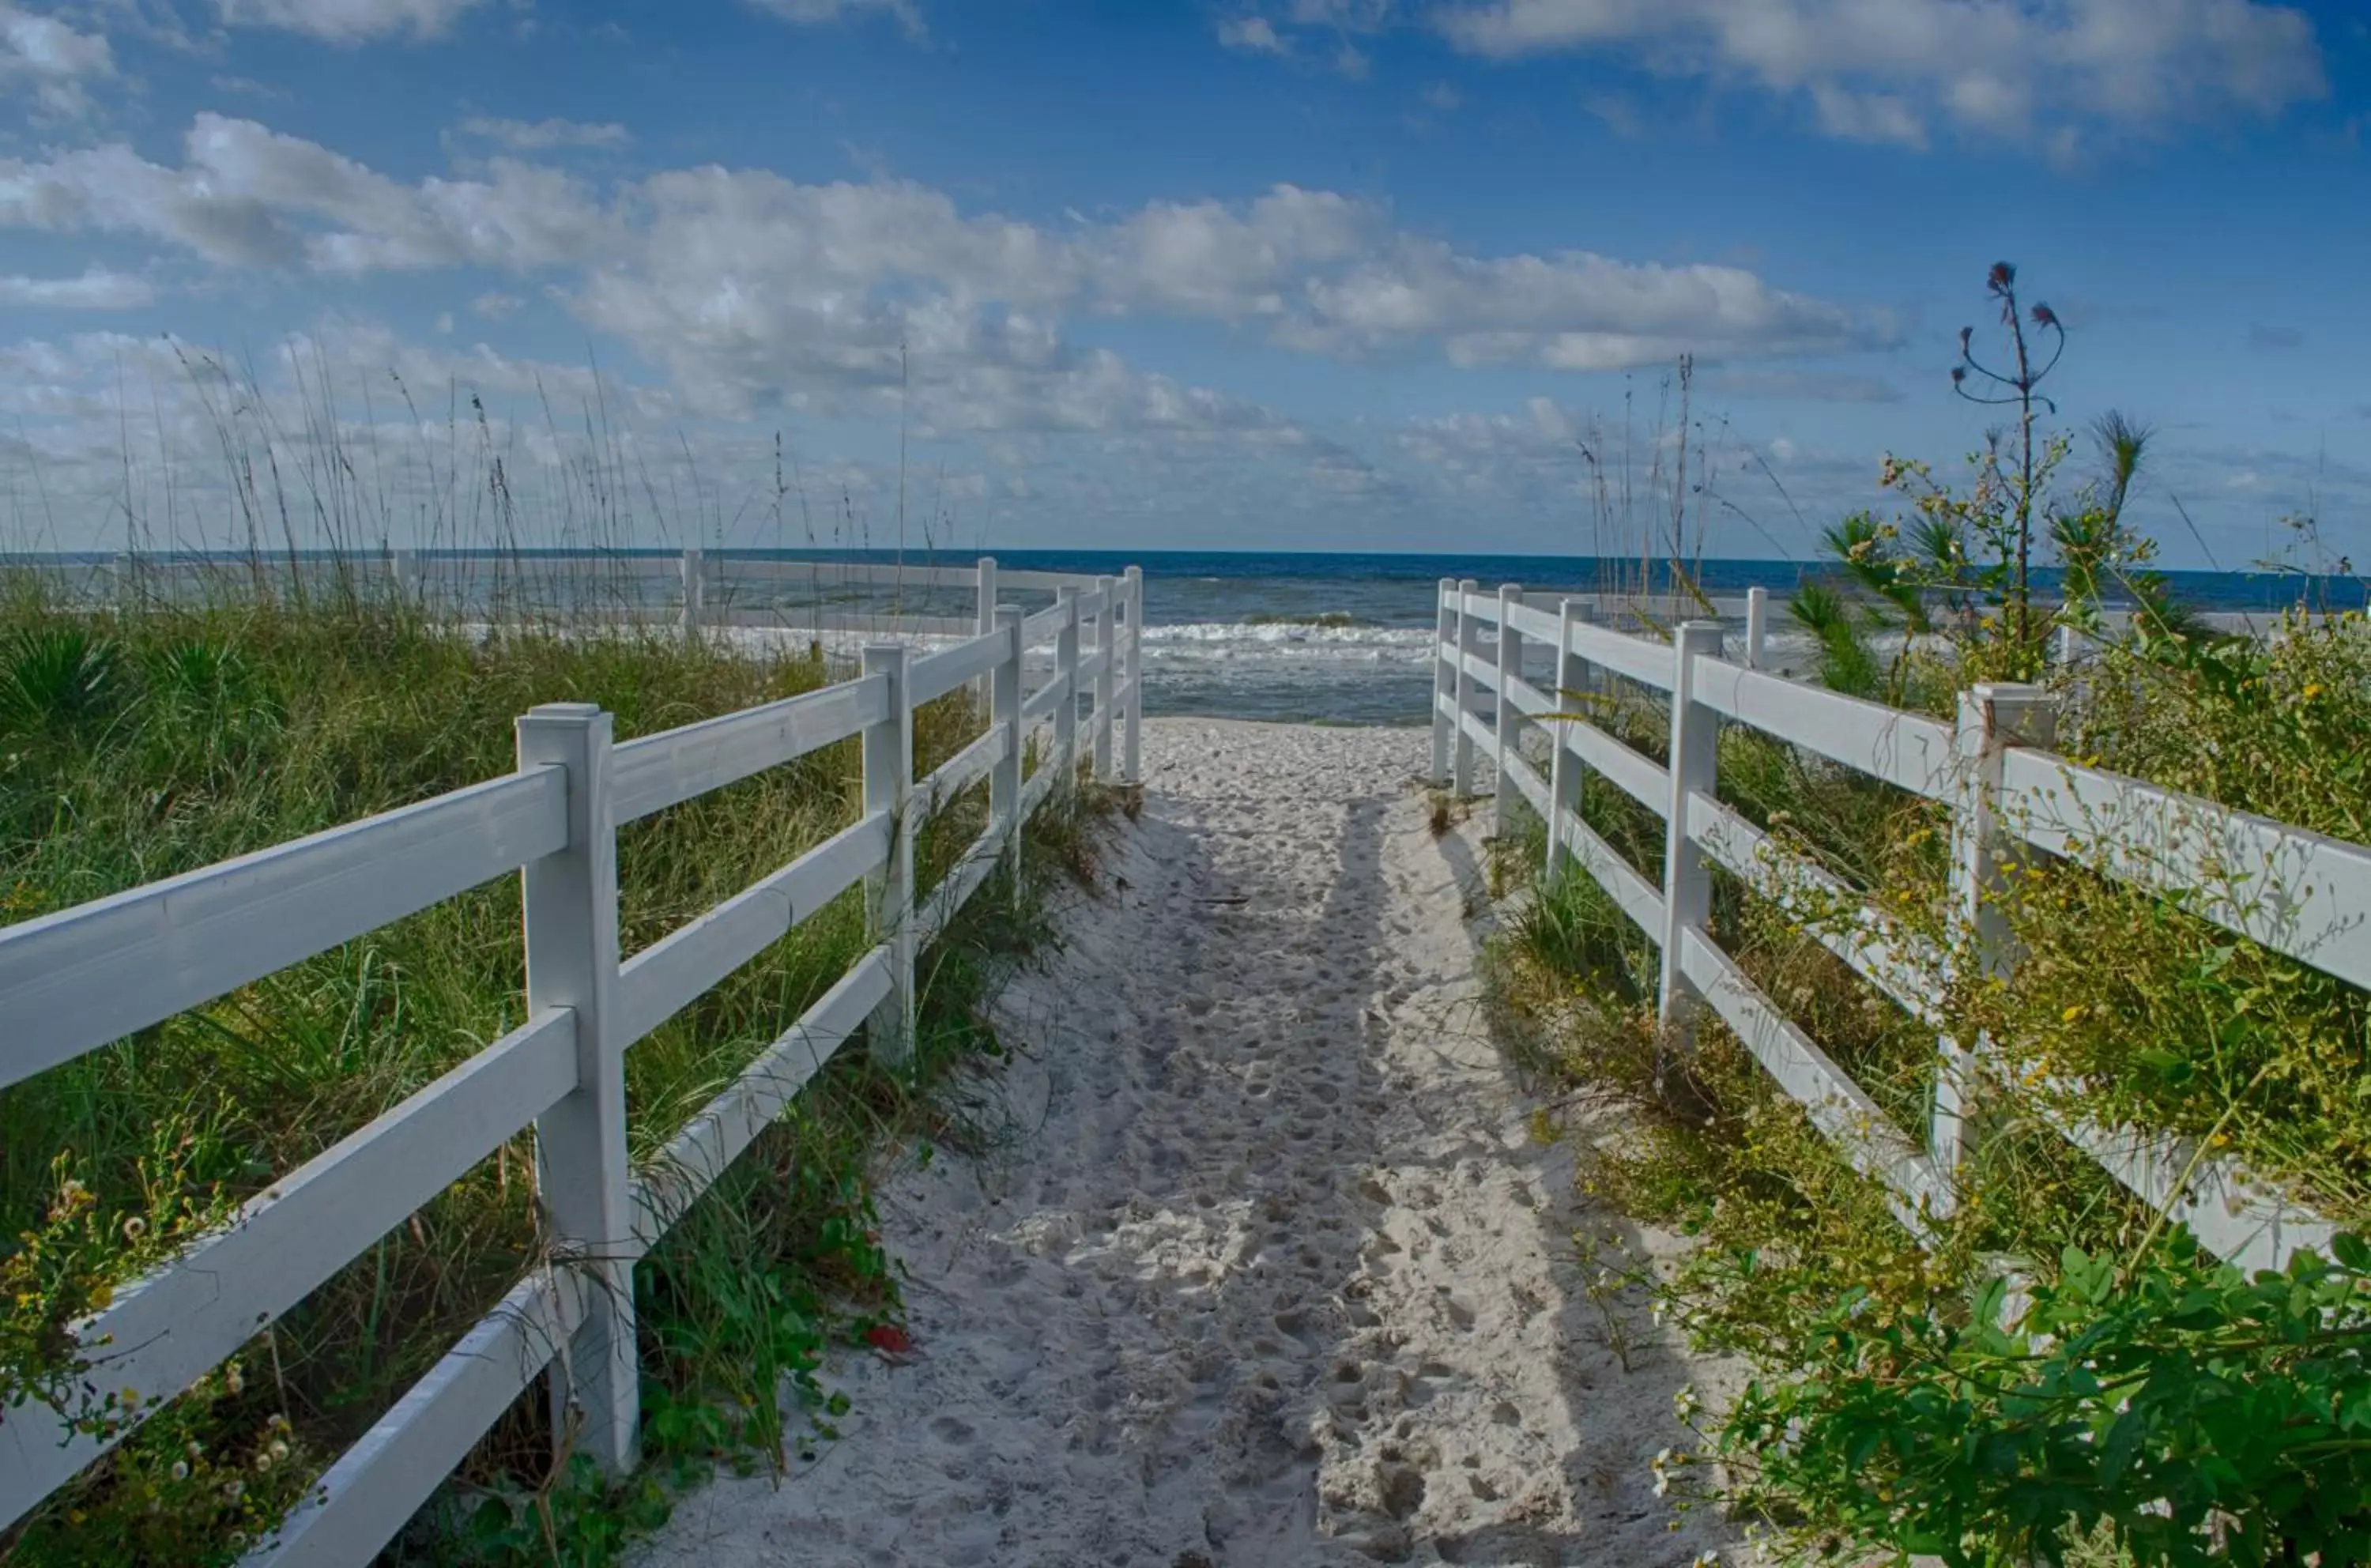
[1791,261,2214,696]
[1950,260,2064,665]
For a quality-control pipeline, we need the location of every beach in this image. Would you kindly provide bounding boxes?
[630,718,1738,1568]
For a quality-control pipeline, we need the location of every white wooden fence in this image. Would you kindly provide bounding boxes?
[1432,578,2360,1275]
[0,559,1144,1562]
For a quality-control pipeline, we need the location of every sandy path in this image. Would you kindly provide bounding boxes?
[632,719,1734,1567]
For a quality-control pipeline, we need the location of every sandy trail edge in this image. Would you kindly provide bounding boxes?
[630,718,1740,1568]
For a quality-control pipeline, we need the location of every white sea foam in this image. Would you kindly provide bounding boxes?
[1139,620,1434,664]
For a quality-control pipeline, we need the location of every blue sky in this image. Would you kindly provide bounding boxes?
[2,0,2366,567]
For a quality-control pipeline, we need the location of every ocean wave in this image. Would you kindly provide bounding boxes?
[1139,620,1435,663]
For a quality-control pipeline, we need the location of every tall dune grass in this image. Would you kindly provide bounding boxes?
[0,564,1100,1566]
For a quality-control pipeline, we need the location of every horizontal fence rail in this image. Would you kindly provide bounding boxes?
[1431,579,2350,1278]
[0,560,1144,1562]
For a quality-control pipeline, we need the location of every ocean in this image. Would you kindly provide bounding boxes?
[761,549,2362,727]
[32,548,2362,727]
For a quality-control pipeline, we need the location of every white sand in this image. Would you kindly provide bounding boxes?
[631,719,1739,1568]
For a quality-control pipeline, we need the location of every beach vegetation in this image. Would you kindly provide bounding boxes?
[0,565,1107,1566]
[1488,264,2371,1565]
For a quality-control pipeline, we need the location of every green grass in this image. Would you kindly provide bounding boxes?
[0,570,1106,1566]
[1483,612,2371,1567]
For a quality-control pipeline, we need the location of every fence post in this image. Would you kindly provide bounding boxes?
[974,556,999,714]
[1431,578,1457,787]
[862,645,915,1069]
[1495,583,1524,831]
[390,548,417,606]
[1657,622,1725,1075]
[1122,564,1144,785]
[1054,586,1080,791]
[1546,598,1586,876]
[1453,578,1480,795]
[1744,586,1769,672]
[1093,575,1118,781]
[992,605,1024,901]
[679,548,705,639]
[515,703,637,1478]
[1932,683,2056,1216]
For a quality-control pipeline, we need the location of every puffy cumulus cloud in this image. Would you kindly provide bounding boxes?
[0,317,1375,555]
[1281,239,1896,367]
[1228,0,2324,150]
[215,0,489,43]
[1085,186,1370,318]
[1444,0,2328,145]
[1076,185,1890,368]
[564,169,1151,432]
[0,114,616,272]
[1392,402,1596,509]
[0,265,153,308]
[1,3,115,119]
[0,114,1897,469]
[452,116,631,152]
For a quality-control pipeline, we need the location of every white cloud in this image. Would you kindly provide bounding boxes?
[1281,232,1896,368]
[0,115,617,272]
[454,115,631,151]
[1431,0,2325,146]
[1809,82,1928,148]
[744,0,923,38]
[215,0,489,44]
[1227,0,2324,149]
[1,3,115,119]
[0,115,1892,440]
[1218,15,1287,51]
[473,291,522,317]
[0,265,153,308]
[1088,186,1368,318]
[1086,184,1893,367]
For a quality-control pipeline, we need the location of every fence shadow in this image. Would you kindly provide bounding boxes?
[1415,797,1742,1567]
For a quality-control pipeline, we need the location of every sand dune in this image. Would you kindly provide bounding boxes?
[631,719,1738,1567]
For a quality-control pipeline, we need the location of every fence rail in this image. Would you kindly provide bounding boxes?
[1430,578,2348,1276]
[0,559,1144,1562]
